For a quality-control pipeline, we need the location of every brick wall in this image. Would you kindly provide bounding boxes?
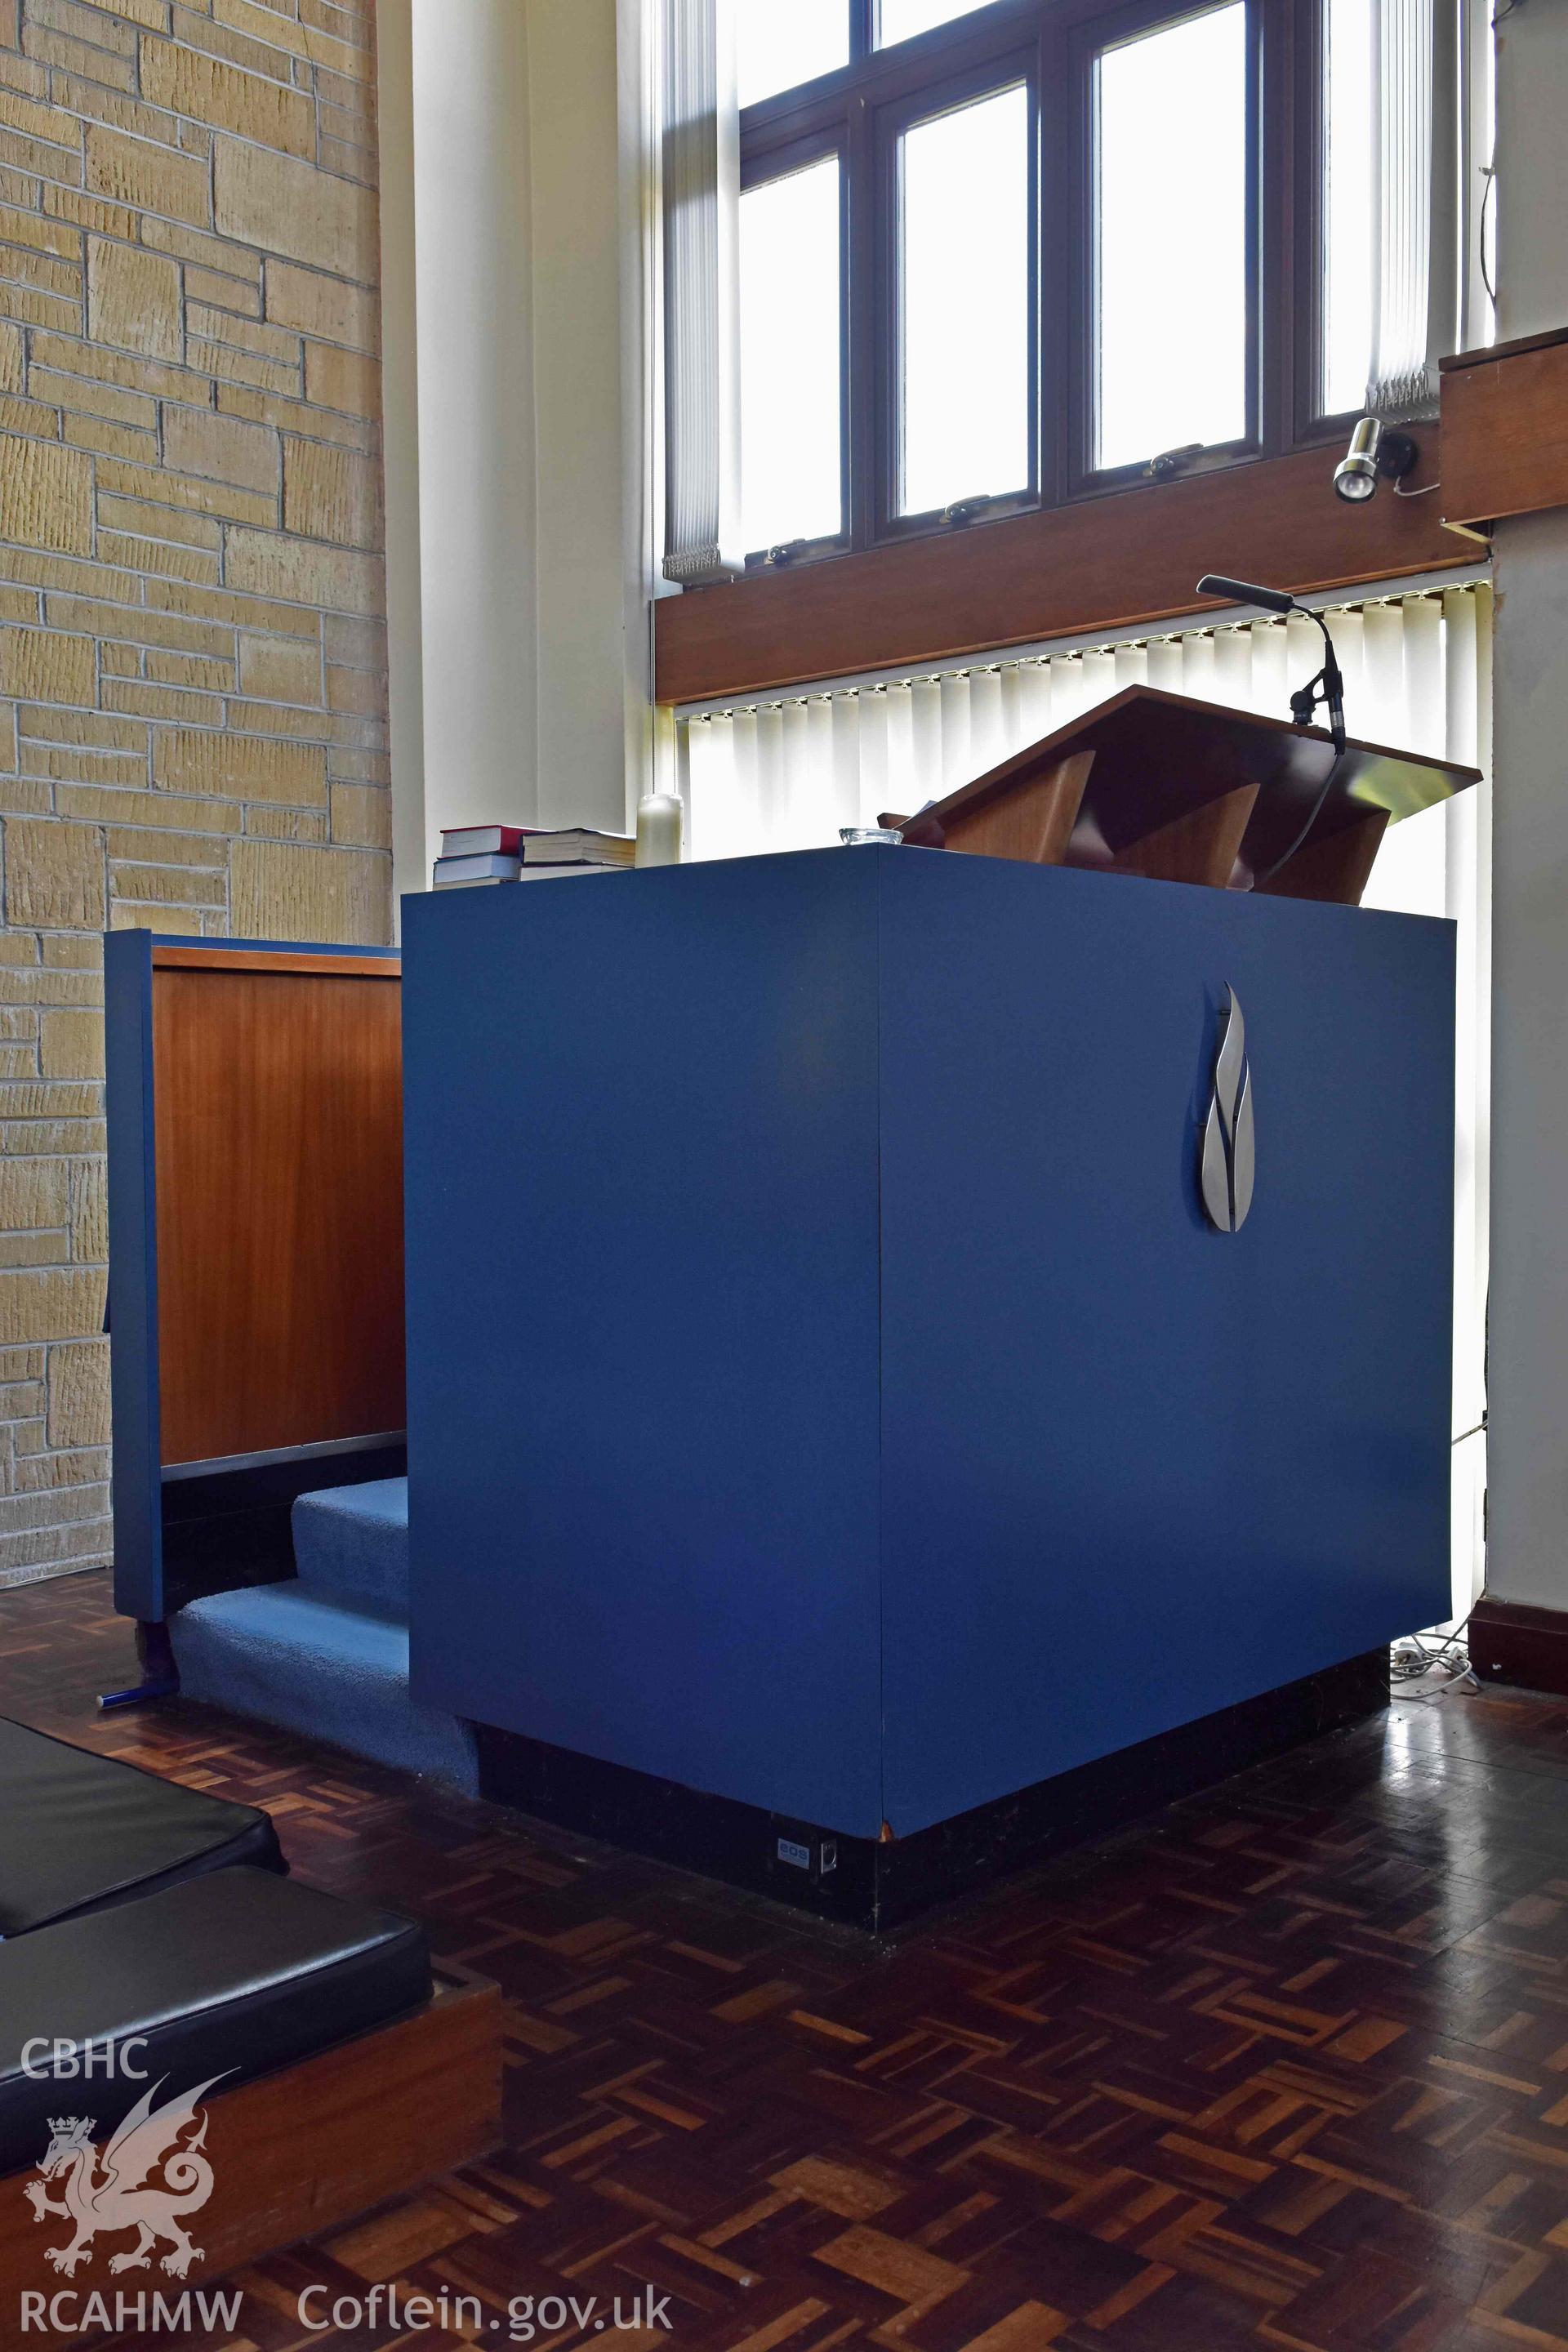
[0,0,389,1588]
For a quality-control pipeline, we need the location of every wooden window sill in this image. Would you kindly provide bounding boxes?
[655,434,1463,707]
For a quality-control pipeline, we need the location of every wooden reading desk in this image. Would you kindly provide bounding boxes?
[884,684,1480,904]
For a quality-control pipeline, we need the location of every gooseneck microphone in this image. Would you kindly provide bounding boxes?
[1196,573,1348,758]
[1196,572,1351,888]
[1196,573,1294,617]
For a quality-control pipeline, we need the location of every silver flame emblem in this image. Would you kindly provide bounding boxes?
[1200,987,1255,1233]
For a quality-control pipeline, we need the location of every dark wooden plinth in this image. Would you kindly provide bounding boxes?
[1472,1594,1568,1697]
[478,1648,1389,1934]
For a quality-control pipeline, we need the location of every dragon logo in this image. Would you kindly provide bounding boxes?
[24,2076,227,2278]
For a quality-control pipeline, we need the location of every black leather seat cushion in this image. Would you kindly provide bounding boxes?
[0,1715,283,1935]
[0,1866,431,2175]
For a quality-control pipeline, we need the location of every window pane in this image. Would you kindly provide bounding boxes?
[878,0,991,47]
[737,0,848,109]
[899,84,1031,517]
[1323,0,1374,412]
[741,158,843,553]
[1094,2,1248,471]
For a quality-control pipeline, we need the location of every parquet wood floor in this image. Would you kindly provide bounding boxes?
[3,1572,1568,2352]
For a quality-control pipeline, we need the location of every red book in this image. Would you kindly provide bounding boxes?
[439,825,529,858]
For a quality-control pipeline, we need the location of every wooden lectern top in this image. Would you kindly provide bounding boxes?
[888,685,1481,906]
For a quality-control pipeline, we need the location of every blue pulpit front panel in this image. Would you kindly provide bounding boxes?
[403,852,885,1833]
[876,850,1454,1832]
[403,847,1454,1840]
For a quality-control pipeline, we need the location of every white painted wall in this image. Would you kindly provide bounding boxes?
[412,0,539,857]
[1494,1,1568,345]
[1487,510,1568,1610]
[1479,1,1568,1613]
[528,0,638,828]
[376,0,653,910]
[374,0,425,921]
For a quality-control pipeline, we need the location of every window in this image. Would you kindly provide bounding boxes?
[736,0,849,109]
[1094,5,1249,470]
[898,83,1031,514]
[733,0,1426,567]
[879,0,994,47]
[739,156,844,554]
[1321,0,1374,416]
[1318,0,1486,422]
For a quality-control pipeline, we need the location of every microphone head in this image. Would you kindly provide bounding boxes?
[1196,574,1295,616]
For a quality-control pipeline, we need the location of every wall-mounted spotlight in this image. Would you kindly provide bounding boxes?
[1333,416,1420,504]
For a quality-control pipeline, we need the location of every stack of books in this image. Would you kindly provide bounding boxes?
[432,825,635,889]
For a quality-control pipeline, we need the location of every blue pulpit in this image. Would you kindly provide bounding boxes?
[401,843,1454,1927]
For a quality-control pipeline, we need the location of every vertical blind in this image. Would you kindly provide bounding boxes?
[1368,0,1461,416]
[661,0,744,586]
[680,581,1492,1619]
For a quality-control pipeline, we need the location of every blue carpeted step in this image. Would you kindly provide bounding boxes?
[292,1477,408,1613]
[169,1584,479,1793]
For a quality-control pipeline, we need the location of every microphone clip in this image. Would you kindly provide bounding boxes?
[1289,646,1348,758]
[1290,675,1327,732]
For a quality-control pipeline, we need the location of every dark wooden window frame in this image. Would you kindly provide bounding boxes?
[738,0,1361,572]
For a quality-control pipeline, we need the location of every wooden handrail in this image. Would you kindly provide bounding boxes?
[151,946,401,978]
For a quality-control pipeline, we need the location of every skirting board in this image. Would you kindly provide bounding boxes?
[478,1650,1390,1936]
[1471,1595,1568,1696]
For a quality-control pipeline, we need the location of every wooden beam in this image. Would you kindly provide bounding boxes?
[1439,326,1568,532]
[656,435,1460,708]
